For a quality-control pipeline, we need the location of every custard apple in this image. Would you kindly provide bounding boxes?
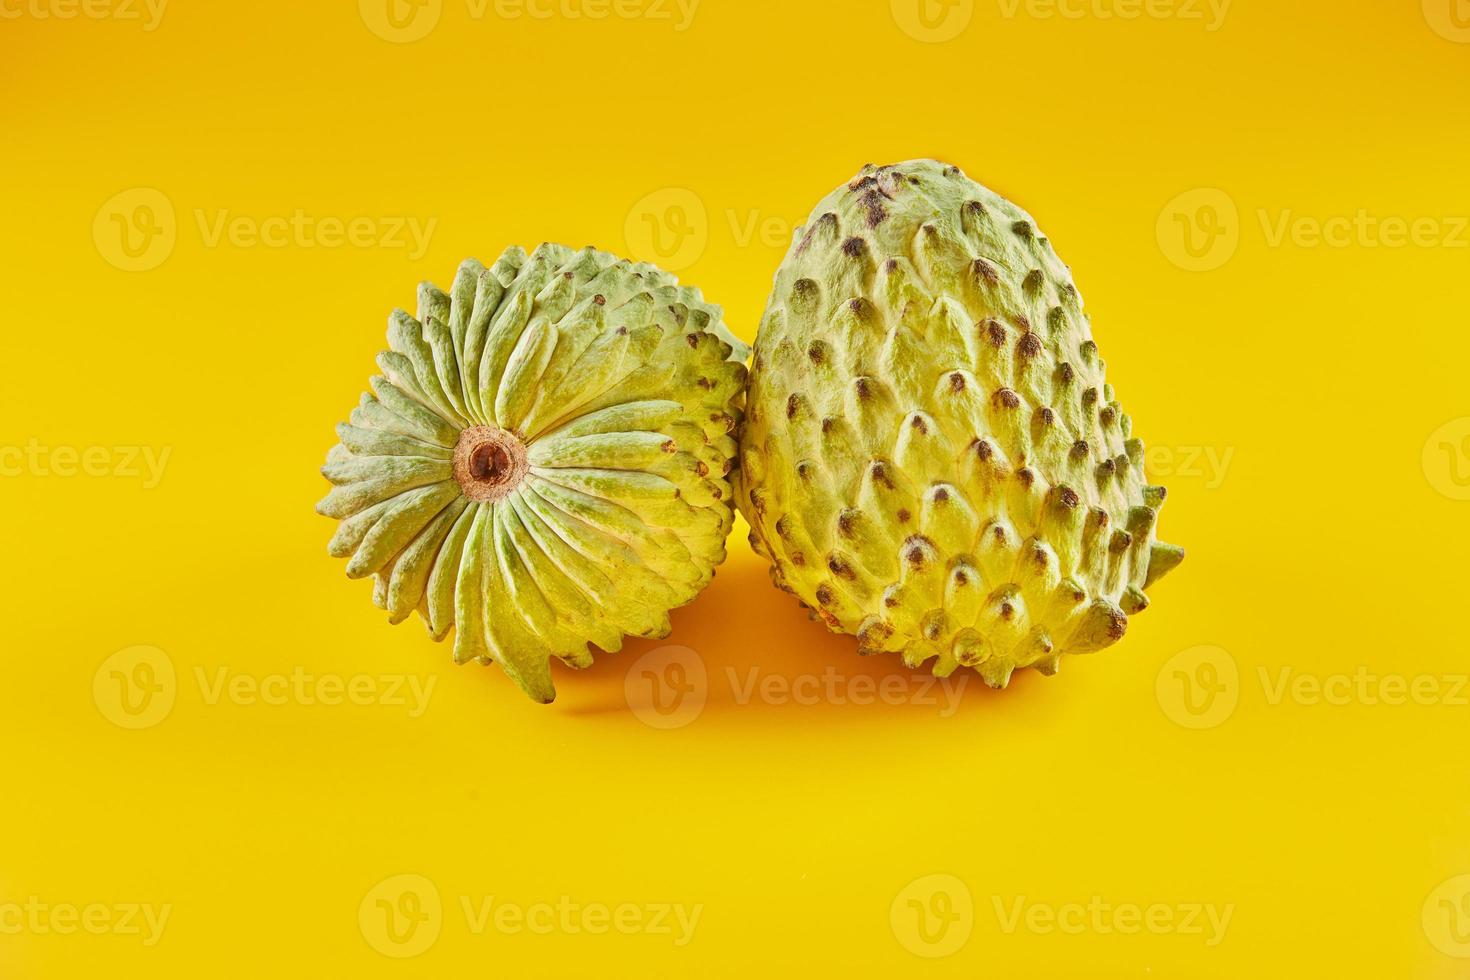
[736,161,1184,688]
[318,244,748,702]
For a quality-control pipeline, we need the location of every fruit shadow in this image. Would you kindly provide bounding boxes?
[556,557,1041,723]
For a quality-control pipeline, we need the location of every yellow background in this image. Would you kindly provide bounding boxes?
[3,0,1469,975]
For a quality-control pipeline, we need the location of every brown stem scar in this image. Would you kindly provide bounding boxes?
[452,425,529,502]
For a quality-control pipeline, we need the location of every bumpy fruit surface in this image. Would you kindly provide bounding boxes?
[318,244,748,702]
[736,161,1184,688]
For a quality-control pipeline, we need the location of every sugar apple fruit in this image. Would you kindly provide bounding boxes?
[736,160,1184,688]
[317,244,749,702]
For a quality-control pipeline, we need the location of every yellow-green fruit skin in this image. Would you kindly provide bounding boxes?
[735,161,1184,688]
[318,243,748,702]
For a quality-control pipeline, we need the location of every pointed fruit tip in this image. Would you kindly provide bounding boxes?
[1144,542,1186,588]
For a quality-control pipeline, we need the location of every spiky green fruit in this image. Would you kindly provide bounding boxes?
[736,161,1183,689]
[318,243,748,702]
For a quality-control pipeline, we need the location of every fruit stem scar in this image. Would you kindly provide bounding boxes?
[453,425,529,502]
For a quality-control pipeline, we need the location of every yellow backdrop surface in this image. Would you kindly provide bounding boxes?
[3,0,1470,976]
